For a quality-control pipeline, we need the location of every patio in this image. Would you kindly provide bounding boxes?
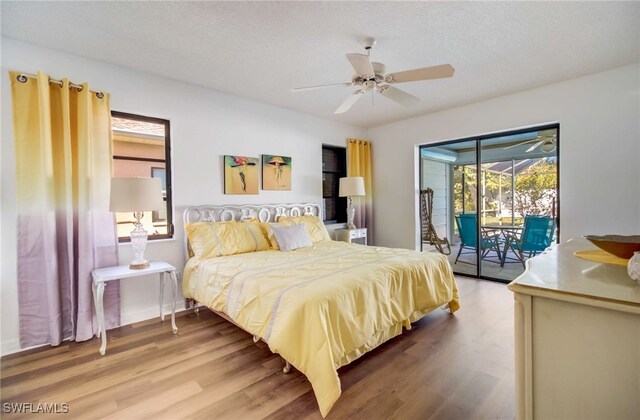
[423,236,526,281]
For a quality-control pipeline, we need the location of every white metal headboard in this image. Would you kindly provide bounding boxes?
[182,203,322,259]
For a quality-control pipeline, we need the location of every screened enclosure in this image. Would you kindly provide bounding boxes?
[420,125,559,282]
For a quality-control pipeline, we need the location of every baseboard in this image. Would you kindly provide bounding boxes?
[1,338,23,356]
[1,301,189,357]
[120,301,188,326]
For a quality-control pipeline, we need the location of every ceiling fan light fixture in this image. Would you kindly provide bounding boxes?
[540,141,557,153]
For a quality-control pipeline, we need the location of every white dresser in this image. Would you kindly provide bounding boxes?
[508,238,640,420]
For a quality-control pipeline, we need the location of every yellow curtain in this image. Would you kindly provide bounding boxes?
[11,71,119,348]
[347,138,373,243]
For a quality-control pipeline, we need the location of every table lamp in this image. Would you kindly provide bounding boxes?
[109,177,163,269]
[339,176,365,229]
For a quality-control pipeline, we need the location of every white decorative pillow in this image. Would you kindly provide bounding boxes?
[278,215,332,243]
[270,223,313,252]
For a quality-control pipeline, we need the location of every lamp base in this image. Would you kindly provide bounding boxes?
[346,197,356,230]
[129,261,150,270]
[129,211,150,271]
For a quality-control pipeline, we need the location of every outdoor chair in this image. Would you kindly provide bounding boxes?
[502,215,555,267]
[420,189,451,255]
[454,213,502,264]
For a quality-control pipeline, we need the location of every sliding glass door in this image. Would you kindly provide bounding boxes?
[419,124,559,283]
[420,139,479,277]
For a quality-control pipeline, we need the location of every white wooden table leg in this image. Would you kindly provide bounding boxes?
[95,282,107,356]
[170,270,178,334]
[92,280,101,337]
[159,272,165,321]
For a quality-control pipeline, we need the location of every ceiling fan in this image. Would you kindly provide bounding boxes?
[504,133,557,153]
[291,37,455,114]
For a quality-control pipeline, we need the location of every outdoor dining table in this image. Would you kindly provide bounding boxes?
[482,225,523,265]
[482,225,523,232]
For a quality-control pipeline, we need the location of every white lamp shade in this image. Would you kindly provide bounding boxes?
[339,176,365,197]
[109,177,164,212]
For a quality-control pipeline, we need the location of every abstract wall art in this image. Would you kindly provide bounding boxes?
[262,154,292,191]
[224,155,259,194]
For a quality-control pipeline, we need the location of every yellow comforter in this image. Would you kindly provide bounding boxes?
[183,241,460,416]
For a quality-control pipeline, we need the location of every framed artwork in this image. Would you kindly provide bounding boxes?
[224,155,259,194]
[262,154,292,191]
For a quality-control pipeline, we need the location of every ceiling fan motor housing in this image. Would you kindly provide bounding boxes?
[352,62,387,87]
[372,62,386,76]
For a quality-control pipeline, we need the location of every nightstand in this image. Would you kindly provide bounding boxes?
[91,261,178,355]
[335,228,367,245]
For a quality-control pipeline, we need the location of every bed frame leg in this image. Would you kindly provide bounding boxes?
[186,298,200,314]
[282,359,292,374]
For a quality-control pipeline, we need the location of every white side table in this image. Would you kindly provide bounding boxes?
[91,261,178,355]
[335,228,367,245]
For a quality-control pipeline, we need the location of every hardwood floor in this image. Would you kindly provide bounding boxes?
[1,277,515,419]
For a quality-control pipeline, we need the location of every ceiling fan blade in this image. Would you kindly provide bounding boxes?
[503,138,540,150]
[378,85,420,107]
[346,53,375,78]
[291,82,353,92]
[387,64,455,84]
[334,90,365,114]
[525,140,545,153]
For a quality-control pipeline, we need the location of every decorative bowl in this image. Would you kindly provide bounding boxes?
[584,235,640,259]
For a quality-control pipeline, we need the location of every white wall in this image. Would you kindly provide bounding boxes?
[0,38,366,355]
[369,64,640,250]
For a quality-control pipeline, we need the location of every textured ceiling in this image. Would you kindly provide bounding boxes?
[2,1,639,128]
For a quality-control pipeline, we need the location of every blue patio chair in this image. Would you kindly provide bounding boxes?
[502,215,555,267]
[454,213,502,264]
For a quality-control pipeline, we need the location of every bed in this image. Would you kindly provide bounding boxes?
[182,203,460,417]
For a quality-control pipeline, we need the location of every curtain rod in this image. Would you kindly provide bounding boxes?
[16,73,105,99]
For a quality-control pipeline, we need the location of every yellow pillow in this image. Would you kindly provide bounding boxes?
[185,221,270,259]
[278,215,332,243]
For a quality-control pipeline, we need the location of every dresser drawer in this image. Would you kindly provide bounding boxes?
[350,229,366,239]
[336,228,367,244]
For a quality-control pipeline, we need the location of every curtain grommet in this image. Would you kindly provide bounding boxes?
[96,92,104,99]
[16,74,27,83]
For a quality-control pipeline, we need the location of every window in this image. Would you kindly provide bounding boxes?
[322,145,347,224]
[111,111,173,241]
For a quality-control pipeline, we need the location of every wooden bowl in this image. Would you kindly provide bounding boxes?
[584,235,640,259]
